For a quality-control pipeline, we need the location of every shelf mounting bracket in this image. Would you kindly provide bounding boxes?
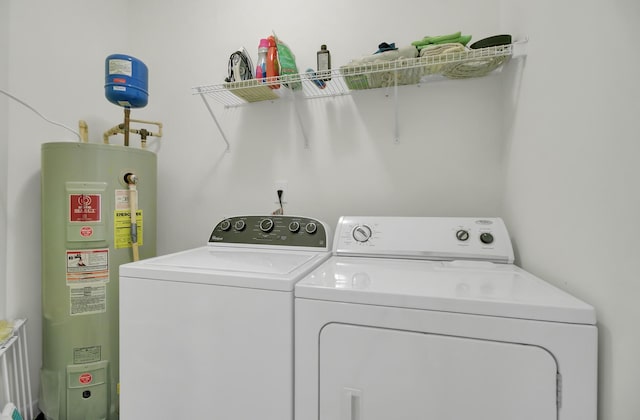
[394,71,399,144]
[292,93,310,149]
[199,93,231,152]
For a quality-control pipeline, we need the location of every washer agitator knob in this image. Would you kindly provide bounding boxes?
[480,232,494,244]
[260,218,274,233]
[234,220,246,231]
[219,220,231,231]
[352,225,372,243]
[288,221,300,233]
[305,222,317,234]
[456,229,469,241]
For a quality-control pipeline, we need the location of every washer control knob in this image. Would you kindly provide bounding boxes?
[234,220,246,231]
[480,232,494,244]
[353,225,372,243]
[305,222,318,234]
[259,218,274,233]
[288,221,301,233]
[219,220,231,231]
[456,229,469,241]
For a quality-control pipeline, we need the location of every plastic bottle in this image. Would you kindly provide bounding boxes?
[306,68,326,89]
[317,44,331,81]
[255,38,269,84]
[266,36,280,89]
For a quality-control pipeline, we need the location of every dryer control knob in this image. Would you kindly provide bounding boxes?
[260,218,274,232]
[480,232,494,244]
[456,229,469,241]
[305,222,318,234]
[353,225,372,243]
[234,220,246,231]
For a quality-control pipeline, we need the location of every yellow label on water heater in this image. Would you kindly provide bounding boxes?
[114,210,143,249]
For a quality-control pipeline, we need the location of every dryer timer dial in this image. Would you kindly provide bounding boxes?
[456,229,470,241]
[352,225,373,243]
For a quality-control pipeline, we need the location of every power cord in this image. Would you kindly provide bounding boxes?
[0,88,81,140]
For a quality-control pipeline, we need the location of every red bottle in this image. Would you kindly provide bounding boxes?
[266,36,280,89]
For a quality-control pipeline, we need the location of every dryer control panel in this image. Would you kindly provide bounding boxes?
[334,216,514,263]
[208,215,330,250]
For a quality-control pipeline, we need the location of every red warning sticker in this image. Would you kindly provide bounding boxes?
[79,373,93,385]
[80,226,93,237]
[70,194,101,222]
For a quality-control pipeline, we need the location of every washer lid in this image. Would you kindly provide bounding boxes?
[295,257,596,324]
[120,246,330,291]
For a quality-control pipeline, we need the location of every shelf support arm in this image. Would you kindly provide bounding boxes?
[199,93,231,152]
[292,94,310,149]
[394,71,399,143]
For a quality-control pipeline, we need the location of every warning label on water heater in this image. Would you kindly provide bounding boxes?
[66,249,109,284]
[70,285,107,316]
[114,210,143,249]
[69,194,101,222]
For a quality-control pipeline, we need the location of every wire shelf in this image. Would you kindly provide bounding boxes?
[0,319,34,420]
[192,43,518,108]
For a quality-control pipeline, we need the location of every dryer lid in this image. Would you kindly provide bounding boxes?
[295,256,596,324]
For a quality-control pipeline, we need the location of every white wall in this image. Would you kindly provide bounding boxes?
[4,0,639,419]
[0,0,8,320]
[126,0,505,254]
[500,1,640,419]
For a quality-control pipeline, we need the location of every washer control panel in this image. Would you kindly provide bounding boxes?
[209,215,330,249]
[335,216,514,263]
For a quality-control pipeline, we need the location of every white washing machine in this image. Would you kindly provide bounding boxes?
[295,216,597,420]
[119,215,331,420]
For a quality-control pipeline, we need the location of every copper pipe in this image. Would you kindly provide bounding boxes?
[123,107,131,147]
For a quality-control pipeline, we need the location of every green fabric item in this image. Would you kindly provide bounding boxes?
[451,34,472,46]
[417,35,472,49]
[412,31,462,47]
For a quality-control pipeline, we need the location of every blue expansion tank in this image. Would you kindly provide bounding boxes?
[104,54,148,108]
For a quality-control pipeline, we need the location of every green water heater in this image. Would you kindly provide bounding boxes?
[40,142,156,419]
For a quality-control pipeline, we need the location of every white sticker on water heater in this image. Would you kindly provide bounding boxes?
[115,189,130,210]
[66,249,109,284]
[70,285,107,316]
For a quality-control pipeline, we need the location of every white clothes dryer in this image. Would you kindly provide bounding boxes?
[295,216,597,420]
[119,215,331,420]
